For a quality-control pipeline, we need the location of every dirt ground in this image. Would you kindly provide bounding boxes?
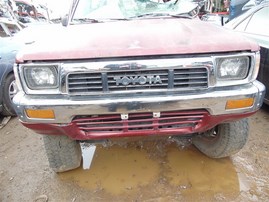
[1,105,269,202]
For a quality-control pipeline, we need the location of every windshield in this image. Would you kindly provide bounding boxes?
[72,0,198,21]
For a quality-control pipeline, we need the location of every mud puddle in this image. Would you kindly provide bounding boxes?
[59,139,241,201]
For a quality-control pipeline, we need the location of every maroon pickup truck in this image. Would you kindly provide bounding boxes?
[13,0,265,172]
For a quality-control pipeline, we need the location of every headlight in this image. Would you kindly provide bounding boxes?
[24,66,58,89]
[216,57,249,80]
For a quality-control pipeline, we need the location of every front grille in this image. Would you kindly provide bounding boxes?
[67,67,208,94]
[72,110,208,134]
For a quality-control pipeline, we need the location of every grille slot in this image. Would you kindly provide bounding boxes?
[174,68,208,88]
[68,73,103,93]
[67,67,208,94]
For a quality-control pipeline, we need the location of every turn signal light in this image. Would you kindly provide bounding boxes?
[226,98,254,110]
[25,109,55,119]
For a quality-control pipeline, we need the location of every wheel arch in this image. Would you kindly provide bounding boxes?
[0,62,14,104]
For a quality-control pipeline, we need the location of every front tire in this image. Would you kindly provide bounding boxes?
[193,118,249,158]
[43,135,82,172]
[2,74,17,116]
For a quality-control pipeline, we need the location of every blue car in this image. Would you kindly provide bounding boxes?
[0,37,21,116]
[0,20,56,116]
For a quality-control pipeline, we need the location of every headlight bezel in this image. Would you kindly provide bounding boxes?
[19,63,61,95]
[213,52,259,87]
[216,56,250,80]
[23,65,59,90]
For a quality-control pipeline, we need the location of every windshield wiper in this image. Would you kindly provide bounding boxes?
[72,18,130,24]
[72,18,103,23]
[171,13,196,19]
[131,13,194,19]
[106,18,130,21]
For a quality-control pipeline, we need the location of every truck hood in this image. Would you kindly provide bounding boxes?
[17,18,259,62]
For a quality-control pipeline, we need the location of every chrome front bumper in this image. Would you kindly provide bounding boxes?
[13,81,265,123]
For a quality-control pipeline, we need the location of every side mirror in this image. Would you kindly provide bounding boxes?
[61,15,69,27]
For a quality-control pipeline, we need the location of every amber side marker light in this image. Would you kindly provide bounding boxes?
[226,98,254,110]
[25,109,55,119]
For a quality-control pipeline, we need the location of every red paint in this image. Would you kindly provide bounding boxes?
[21,110,257,140]
[16,18,259,63]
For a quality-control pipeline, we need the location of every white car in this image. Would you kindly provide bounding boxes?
[225,2,269,104]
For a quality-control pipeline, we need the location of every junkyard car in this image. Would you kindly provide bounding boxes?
[0,17,22,37]
[13,0,265,172]
[225,2,269,104]
[0,4,22,116]
[0,19,57,116]
[0,37,20,116]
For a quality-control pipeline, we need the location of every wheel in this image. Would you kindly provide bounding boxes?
[2,74,18,116]
[193,118,249,158]
[43,135,82,172]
